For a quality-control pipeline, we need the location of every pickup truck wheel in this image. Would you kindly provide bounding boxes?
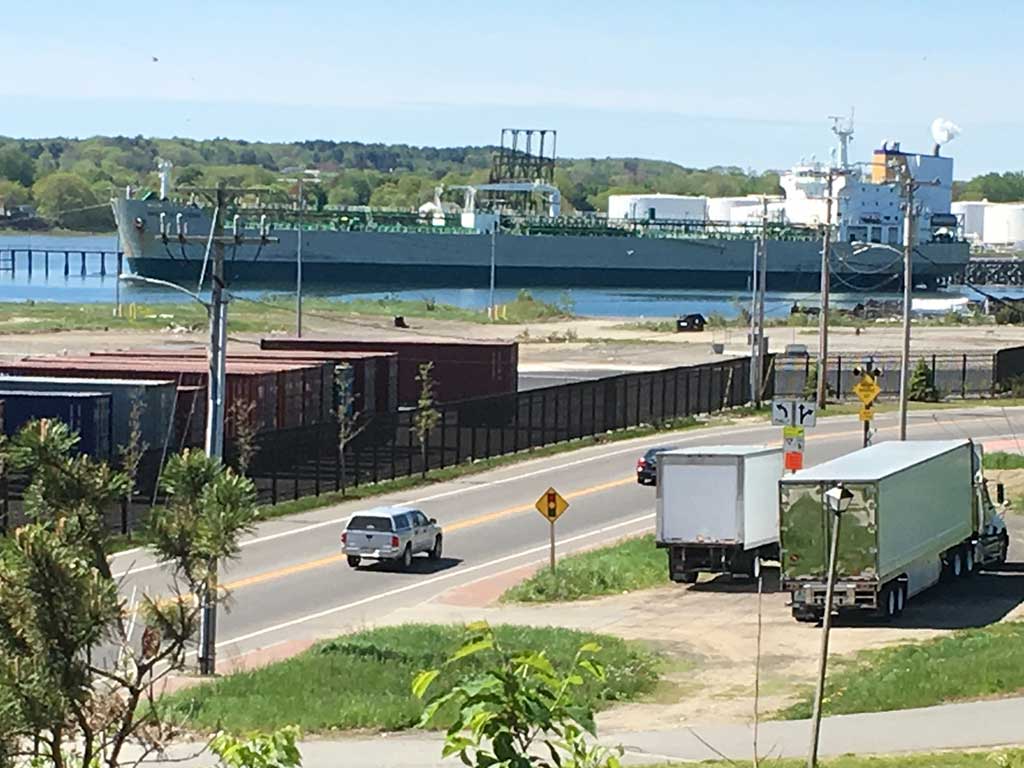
[401,544,413,570]
[347,555,361,568]
[429,535,443,561]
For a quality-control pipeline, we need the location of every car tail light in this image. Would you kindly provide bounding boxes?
[391,535,399,547]
[341,532,347,544]
[636,458,647,470]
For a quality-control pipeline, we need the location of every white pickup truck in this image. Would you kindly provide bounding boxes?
[341,506,443,569]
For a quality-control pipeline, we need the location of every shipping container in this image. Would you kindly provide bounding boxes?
[89,348,399,414]
[0,390,113,459]
[0,375,176,451]
[260,338,517,405]
[0,358,334,434]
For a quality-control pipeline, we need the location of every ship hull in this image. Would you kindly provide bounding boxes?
[114,199,968,292]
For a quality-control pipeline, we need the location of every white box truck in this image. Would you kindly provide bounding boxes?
[780,439,1009,622]
[656,445,784,583]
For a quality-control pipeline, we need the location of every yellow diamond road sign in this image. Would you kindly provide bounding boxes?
[853,375,881,406]
[535,487,569,523]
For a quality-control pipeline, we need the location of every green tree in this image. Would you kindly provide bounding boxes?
[32,171,107,230]
[413,622,623,768]
[410,362,441,478]
[0,179,30,211]
[0,423,259,767]
[0,145,35,186]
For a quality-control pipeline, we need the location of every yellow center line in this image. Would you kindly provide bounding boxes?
[221,476,636,593]
[217,424,879,594]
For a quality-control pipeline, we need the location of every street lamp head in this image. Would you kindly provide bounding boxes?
[825,483,854,514]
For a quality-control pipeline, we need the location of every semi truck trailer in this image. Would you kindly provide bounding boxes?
[780,439,1009,622]
[656,445,784,583]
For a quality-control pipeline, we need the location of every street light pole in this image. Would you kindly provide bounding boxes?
[807,483,852,768]
[898,179,915,441]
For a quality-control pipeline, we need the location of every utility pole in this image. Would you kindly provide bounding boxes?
[296,177,304,337]
[898,177,915,441]
[750,198,769,406]
[816,171,836,409]
[163,182,276,676]
[489,218,497,321]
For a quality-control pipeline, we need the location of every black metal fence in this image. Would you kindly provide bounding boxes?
[231,356,756,507]
[772,349,1024,400]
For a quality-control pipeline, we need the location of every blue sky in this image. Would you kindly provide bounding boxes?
[2,0,1020,177]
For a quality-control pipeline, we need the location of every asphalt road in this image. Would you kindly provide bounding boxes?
[110,406,1024,664]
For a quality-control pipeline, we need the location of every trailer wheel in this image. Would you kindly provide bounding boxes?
[677,571,698,584]
[963,545,975,577]
[880,583,899,621]
[895,582,907,617]
[998,534,1010,565]
[949,548,965,579]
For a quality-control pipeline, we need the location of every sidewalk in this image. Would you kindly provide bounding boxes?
[150,696,1024,766]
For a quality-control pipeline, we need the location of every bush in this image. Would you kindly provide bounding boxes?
[908,358,939,402]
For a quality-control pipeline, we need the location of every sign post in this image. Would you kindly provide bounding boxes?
[772,399,816,471]
[535,487,569,573]
[852,367,882,448]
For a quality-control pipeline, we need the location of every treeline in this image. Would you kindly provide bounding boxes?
[0,136,783,231]
[3,134,1019,233]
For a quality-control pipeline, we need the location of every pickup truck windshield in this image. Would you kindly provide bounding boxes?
[347,516,394,532]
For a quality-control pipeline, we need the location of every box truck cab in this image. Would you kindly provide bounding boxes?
[656,445,784,583]
[780,439,1008,623]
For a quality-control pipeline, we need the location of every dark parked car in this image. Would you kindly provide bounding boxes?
[636,446,677,485]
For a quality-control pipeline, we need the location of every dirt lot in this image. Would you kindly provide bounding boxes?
[0,316,1020,373]
[382,511,1024,733]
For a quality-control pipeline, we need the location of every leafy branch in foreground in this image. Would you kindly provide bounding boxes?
[413,621,623,768]
[0,421,259,768]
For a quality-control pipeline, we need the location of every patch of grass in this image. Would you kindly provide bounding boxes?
[503,533,667,603]
[0,290,572,336]
[160,623,658,734]
[985,451,1024,470]
[651,751,1024,767]
[777,622,1024,720]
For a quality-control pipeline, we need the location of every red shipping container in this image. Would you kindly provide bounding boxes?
[260,338,517,405]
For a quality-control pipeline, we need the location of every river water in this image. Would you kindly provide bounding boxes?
[1,232,1017,319]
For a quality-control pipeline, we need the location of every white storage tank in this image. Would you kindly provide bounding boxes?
[982,203,1024,246]
[707,196,760,222]
[951,201,988,242]
[608,193,707,221]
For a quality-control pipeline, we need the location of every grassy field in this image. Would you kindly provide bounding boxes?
[502,534,667,603]
[778,622,1024,720]
[655,752,1024,768]
[985,451,1024,470]
[0,290,570,335]
[160,624,658,733]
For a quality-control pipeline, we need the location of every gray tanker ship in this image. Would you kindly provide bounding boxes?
[112,125,969,292]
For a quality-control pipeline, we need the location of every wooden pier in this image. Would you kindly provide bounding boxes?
[0,249,124,279]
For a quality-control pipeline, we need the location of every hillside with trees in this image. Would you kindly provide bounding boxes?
[0,134,1014,232]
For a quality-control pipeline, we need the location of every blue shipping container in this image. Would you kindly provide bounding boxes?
[0,391,113,460]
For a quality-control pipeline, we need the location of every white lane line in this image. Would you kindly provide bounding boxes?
[112,418,777,575]
[213,511,656,650]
